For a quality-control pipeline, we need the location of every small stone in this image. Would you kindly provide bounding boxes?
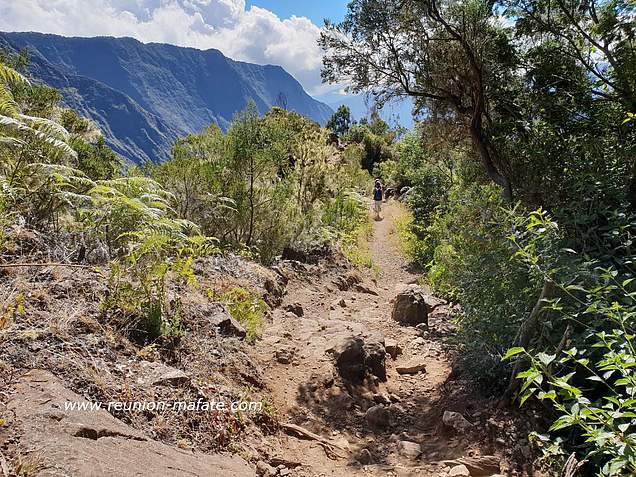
[358,448,373,465]
[274,347,294,364]
[284,303,303,317]
[396,359,427,375]
[209,308,247,338]
[442,411,474,431]
[354,283,379,295]
[365,404,391,430]
[256,460,276,477]
[398,440,421,460]
[372,393,391,405]
[410,337,426,348]
[389,403,406,415]
[449,464,470,476]
[137,361,189,387]
[334,298,346,308]
[415,323,429,335]
[385,338,401,359]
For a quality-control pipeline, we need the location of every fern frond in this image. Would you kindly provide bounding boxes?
[19,114,71,141]
[30,163,96,189]
[0,88,19,117]
[0,135,25,148]
[0,114,77,159]
[0,64,30,88]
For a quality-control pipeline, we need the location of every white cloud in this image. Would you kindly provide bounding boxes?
[0,0,333,95]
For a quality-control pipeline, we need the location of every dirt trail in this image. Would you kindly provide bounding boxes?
[251,202,497,476]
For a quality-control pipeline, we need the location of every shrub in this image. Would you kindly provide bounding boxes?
[209,287,267,342]
[504,211,636,476]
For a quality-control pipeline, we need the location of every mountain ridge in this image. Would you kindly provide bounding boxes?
[0,31,333,163]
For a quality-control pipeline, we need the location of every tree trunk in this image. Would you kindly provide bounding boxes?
[469,103,513,201]
[502,279,556,403]
[246,161,255,246]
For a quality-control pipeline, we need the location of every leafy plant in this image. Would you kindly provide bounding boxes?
[208,287,267,342]
[503,211,636,476]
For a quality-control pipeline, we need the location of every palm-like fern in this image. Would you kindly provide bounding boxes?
[0,63,28,117]
[0,62,76,159]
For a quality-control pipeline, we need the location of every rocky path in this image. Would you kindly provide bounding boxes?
[251,202,503,477]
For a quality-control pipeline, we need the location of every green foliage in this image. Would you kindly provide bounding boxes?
[70,136,121,181]
[504,211,636,476]
[209,287,267,343]
[323,190,375,269]
[326,105,352,137]
[152,101,371,263]
[102,231,219,344]
[344,112,396,172]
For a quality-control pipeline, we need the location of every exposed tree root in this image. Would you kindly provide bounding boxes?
[280,423,346,460]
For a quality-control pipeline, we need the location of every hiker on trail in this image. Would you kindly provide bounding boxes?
[373,179,383,220]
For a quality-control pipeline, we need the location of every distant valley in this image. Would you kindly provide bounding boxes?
[0,32,333,163]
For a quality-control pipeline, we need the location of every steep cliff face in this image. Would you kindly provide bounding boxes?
[0,32,332,163]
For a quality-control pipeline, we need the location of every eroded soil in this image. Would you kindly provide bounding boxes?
[249,202,533,476]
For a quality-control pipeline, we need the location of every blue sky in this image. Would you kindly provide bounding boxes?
[1,0,334,95]
[246,1,348,25]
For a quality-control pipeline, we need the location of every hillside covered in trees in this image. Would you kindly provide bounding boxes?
[0,0,635,475]
[0,32,334,164]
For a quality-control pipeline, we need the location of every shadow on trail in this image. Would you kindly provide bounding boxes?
[289,365,497,467]
[285,309,498,468]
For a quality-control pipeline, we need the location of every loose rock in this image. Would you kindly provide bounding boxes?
[391,284,429,326]
[326,335,366,381]
[274,346,295,365]
[365,404,391,430]
[357,448,373,465]
[449,464,471,476]
[443,411,474,431]
[326,334,386,382]
[137,361,189,387]
[396,359,427,375]
[397,440,421,460]
[385,338,401,359]
[284,302,304,317]
[363,335,387,381]
[449,456,501,476]
[209,307,247,338]
[354,283,379,296]
[256,460,276,477]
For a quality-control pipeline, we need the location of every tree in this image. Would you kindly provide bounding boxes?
[511,0,635,112]
[320,0,517,199]
[326,104,352,137]
[509,0,636,209]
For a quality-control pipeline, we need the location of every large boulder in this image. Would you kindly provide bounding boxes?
[6,370,254,477]
[391,285,429,327]
[326,334,386,383]
[365,404,392,430]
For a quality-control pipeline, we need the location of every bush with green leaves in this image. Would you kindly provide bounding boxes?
[208,286,267,343]
[102,229,220,344]
[503,210,636,476]
[151,102,371,263]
